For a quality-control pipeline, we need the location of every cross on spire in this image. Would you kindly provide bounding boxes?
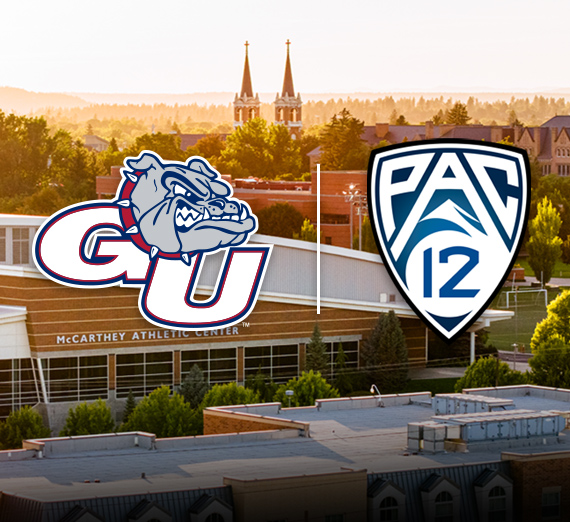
[245,40,249,56]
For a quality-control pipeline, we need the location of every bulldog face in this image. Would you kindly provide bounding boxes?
[124,153,257,257]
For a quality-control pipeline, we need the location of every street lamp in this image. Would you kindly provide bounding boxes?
[285,389,294,408]
[370,384,383,407]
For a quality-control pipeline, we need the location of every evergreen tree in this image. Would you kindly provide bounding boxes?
[334,344,353,396]
[360,311,409,393]
[0,406,51,450]
[320,109,369,170]
[60,399,115,436]
[352,216,379,253]
[305,323,330,376]
[527,196,562,285]
[122,390,136,424]
[445,101,471,125]
[245,368,278,403]
[179,364,209,409]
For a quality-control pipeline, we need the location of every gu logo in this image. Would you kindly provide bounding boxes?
[33,151,272,330]
[368,140,530,341]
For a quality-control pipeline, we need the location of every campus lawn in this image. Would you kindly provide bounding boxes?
[486,286,565,351]
[402,377,458,395]
[517,258,570,279]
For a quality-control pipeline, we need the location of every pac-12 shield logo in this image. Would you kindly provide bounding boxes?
[33,151,272,330]
[368,140,530,341]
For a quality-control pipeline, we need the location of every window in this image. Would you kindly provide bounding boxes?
[12,228,29,265]
[379,496,398,521]
[542,490,560,519]
[244,344,298,381]
[434,491,453,522]
[0,359,39,419]
[0,228,5,263]
[321,213,350,225]
[181,348,236,385]
[488,486,507,522]
[117,352,172,397]
[45,356,108,402]
[324,341,359,378]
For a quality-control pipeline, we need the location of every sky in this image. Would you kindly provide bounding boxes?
[1,0,568,94]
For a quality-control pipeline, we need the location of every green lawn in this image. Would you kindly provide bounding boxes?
[517,258,570,279]
[487,286,563,351]
[402,377,458,395]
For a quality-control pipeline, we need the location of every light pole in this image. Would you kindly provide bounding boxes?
[285,389,294,408]
[343,184,368,250]
[370,384,383,407]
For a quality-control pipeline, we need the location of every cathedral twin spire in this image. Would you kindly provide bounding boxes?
[233,40,302,139]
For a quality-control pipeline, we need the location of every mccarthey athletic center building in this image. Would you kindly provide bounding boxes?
[0,214,512,426]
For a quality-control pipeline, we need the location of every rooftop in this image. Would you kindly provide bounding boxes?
[1,386,569,502]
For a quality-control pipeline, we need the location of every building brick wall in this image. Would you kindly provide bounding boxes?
[203,409,305,435]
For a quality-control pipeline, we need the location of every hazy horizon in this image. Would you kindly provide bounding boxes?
[1,0,569,95]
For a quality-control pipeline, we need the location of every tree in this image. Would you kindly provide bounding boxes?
[123,132,185,162]
[245,369,278,403]
[334,344,353,396]
[256,202,305,238]
[454,356,528,392]
[319,109,369,170]
[200,382,260,408]
[293,218,321,243]
[352,216,379,254]
[123,390,137,424]
[445,102,471,125]
[360,311,408,393]
[268,123,302,176]
[60,399,115,436]
[305,323,330,376]
[122,386,198,437]
[188,134,226,163]
[273,371,340,407]
[395,115,409,126]
[179,364,209,409]
[527,196,562,285]
[529,336,570,388]
[531,290,570,351]
[220,118,272,178]
[0,406,51,450]
[432,110,445,125]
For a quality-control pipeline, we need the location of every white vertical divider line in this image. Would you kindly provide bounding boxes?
[317,163,321,314]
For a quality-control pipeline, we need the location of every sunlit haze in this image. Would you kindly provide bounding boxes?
[0,0,568,94]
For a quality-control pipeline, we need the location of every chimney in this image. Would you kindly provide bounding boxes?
[375,123,389,138]
[491,126,502,143]
[552,127,558,154]
[534,128,541,157]
[425,121,434,140]
[514,125,522,143]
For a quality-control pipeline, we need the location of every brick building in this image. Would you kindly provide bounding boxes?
[0,213,511,428]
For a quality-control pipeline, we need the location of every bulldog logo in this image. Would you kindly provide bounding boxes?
[118,152,257,262]
[33,151,272,331]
